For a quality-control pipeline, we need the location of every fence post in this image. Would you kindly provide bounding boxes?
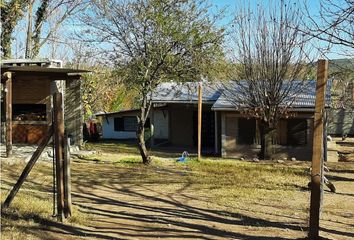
[309,59,328,239]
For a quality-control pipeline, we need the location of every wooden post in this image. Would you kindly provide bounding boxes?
[150,107,155,147]
[63,134,72,218]
[309,59,328,239]
[3,125,53,208]
[5,72,12,157]
[53,92,65,221]
[198,82,202,160]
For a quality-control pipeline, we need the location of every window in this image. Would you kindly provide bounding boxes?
[287,119,307,146]
[114,117,124,131]
[113,116,150,132]
[124,117,137,131]
[238,118,256,145]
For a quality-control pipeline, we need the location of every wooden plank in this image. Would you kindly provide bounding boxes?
[198,82,202,160]
[3,125,53,208]
[309,59,328,239]
[13,72,81,80]
[53,92,65,222]
[5,73,12,157]
[63,134,72,218]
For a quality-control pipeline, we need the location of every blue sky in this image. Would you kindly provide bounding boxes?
[208,0,353,60]
[11,0,353,61]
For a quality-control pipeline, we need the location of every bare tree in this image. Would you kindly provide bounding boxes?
[301,0,354,124]
[27,0,88,58]
[1,0,87,59]
[228,1,312,159]
[302,0,353,53]
[81,0,224,164]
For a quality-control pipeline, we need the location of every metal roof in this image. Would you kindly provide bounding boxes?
[151,80,332,111]
[95,109,140,117]
[212,79,332,110]
[151,82,222,103]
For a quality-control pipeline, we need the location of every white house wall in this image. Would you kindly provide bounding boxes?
[101,109,169,140]
[102,115,137,139]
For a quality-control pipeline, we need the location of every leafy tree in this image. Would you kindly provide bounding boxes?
[81,0,224,164]
[79,67,137,120]
[1,0,30,58]
[228,1,311,159]
[1,0,86,59]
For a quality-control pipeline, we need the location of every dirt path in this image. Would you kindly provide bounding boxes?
[30,161,353,240]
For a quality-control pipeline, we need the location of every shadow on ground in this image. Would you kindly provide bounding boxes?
[2,159,353,240]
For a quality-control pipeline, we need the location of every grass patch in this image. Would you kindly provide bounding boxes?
[1,162,92,240]
[5,141,345,239]
[83,140,140,155]
[171,159,310,207]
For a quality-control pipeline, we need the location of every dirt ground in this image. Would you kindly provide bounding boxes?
[1,150,354,240]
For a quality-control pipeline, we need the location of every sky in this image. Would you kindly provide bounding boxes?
[209,0,353,60]
[10,0,353,62]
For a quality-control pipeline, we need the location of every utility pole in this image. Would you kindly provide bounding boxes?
[309,59,328,239]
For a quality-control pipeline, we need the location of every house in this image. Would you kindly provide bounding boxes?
[1,59,88,147]
[327,79,354,137]
[96,107,168,144]
[97,80,332,160]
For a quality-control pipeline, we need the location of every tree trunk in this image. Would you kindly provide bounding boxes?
[25,1,33,59]
[137,118,151,165]
[259,124,274,160]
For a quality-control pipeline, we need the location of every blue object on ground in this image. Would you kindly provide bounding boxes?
[177,151,189,162]
[177,156,186,162]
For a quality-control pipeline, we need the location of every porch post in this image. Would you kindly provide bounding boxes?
[221,112,226,157]
[168,106,171,144]
[197,82,202,160]
[5,72,13,157]
[150,107,155,147]
[214,111,218,155]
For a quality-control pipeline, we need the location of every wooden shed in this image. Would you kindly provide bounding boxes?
[1,59,89,155]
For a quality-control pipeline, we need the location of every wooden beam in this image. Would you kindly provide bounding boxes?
[13,72,82,80]
[53,92,65,222]
[309,59,328,239]
[5,73,12,157]
[3,125,53,208]
[198,82,202,160]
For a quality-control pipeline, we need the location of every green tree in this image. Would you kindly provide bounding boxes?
[1,0,86,59]
[1,0,30,58]
[82,0,224,164]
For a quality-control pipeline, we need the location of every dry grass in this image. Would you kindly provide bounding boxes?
[1,141,354,239]
[1,162,91,240]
